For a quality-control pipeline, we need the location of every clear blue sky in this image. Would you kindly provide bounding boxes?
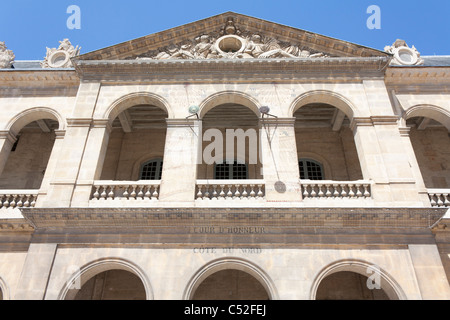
[1,0,449,60]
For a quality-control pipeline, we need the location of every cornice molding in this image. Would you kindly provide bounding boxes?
[0,69,79,83]
[21,207,446,230]
[385,66,450,89]
[0,219,34,232]
[72,57,390,82]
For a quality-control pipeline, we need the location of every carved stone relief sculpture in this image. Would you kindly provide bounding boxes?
[0,42,15,69]
[41,39,81,68]
[135,19,327,61]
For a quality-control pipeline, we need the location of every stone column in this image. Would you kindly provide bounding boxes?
[352,117,426,206]
[35,130,66,207]
[158,119,200,203]
[398,127,431,206]
[14,243,57,300]
[41,119,92,207]
[41,82,101,207]
[351,118,392,204]
[0,130,16,177]
[259,118,302,202]
[71,119,111,207]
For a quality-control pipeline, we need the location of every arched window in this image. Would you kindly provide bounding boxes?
[214,161,248,180]
[299,159,324,180]
[139,159,163,180]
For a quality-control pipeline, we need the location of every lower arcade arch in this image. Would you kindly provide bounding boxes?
[60,259,152,300]
[184,258,277,300]
[311,260,405,300]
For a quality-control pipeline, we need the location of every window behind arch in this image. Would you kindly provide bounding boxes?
[214,161,248,180]
[139,159,163,180]
[299,159,324,180]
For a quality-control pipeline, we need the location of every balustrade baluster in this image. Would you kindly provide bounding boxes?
[212,185,218,200]
[152,186,159,199]
[23,195,30,207]
[242,185,248,199]
[444,194,450,207]
[145,187,151,199]
[250,185,256,198]
[100,186,107,200]
[234,185,241,199]
[355,184,362,197]
[436,194,444,207]
[257,185,264,198]
[93,186,100,200]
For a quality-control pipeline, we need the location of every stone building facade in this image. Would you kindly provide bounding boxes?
[0,12,449,300]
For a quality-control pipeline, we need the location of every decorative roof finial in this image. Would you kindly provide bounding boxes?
[384,39,424,66]
[41,39,81,68]
[0,42,15,69]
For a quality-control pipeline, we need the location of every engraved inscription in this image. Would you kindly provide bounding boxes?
[192,226,266,234]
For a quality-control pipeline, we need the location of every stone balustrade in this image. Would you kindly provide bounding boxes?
[196,180,265,201]
[301,180,372,199]
[428,189,450,207]
[91,181,160,201]
[0,191,38,208]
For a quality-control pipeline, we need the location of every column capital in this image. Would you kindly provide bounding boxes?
[66,118,93,128]
[398,126,411,137]
[350,116,399,130]
[92,119,112,133]
[53,130,66,139]
[0,130,17,144]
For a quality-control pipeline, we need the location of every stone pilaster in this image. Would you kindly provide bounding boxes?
[158,119,200,203]
[260,117,301,202]
[14,243,57,300]
[0,130,17,177]
[42,82,101,207]
[71,119,112,207]
[35,130,66,207]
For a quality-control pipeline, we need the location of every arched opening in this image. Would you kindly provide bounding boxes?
[192,269,270,300]
[293,103,363,181]
[61,259,152,300]
[311,260,404,300]
[0,117,60,189]
[198,103,262,180]
[407,114,450,189]
[100,104,168,181]
[0,287,3,300]
[315,271,390,300]
[185,258,277,300]
[68,269,146,300]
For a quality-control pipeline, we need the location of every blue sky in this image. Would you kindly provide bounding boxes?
[1,0,449,60]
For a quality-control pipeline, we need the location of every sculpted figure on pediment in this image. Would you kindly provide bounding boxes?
[140,23,328,61]
[154,43,195,60]
[0,42,15,69]
[193,35,213,59]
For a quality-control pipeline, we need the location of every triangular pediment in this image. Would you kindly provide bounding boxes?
[76,12,389,62]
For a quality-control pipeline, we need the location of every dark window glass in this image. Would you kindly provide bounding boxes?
[140,159,163,180]
[299,159,324,180]
[215,161,248,180]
